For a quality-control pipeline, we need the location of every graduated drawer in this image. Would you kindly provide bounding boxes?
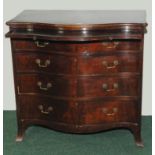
[15,53,76,74]
[19,96,77,124]
[77,40,141,53]
[77,76,140,97]
[78,53,142,74]
[17,74,75,97]
[79,99,139,124]
[12,40,75,52]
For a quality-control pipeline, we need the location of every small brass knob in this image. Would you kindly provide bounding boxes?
[113,60,119,66]
[102,83,108,90]
[113,83,119,89]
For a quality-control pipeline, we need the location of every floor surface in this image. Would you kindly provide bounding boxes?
[4,111,152,155]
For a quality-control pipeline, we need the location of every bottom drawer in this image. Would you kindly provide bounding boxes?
[18,96,77,124]
[79,99,139,125]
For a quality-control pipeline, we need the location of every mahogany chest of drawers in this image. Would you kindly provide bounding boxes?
[6,10,147,147]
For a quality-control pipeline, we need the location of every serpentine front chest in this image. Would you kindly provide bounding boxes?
[6,10,147,147]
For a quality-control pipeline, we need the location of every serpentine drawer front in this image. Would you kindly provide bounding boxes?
[15,53,76,74]
[6,10,147,147]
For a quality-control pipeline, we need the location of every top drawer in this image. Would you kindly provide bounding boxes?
[12,40,75,52]
[12,40,142,54]
[77,40,141,53]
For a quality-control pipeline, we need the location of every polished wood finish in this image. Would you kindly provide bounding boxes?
[79,99,139,124]
[77,76,140,97]
[78,53,142,74]
[17,74,75,97]
[18,96,77,124]
[76,41,142,53]
[12,40,75,52]
[15,53,76,74]
[6,10,147,147]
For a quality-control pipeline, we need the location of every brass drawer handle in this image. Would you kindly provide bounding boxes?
[35,41,49,47]
[102,107,118,116]
[38,105,53,114]
[102,60,119,69]
[35,59,51,68]
[37,81,52,91]
[102,42,119,48]
[102,83,119,92]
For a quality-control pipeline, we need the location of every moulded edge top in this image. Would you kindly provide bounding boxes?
[6,10,147,30]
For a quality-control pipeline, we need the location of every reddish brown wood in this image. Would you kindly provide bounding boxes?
[76,40,142,53]
[77,76,140,97]
[18,95,77,124]
[12,40,75,52]
[78,99,139,124]
[78,53,142,74]
[5,10,147,146]
[17,74,76,97]
[15,52,76,74]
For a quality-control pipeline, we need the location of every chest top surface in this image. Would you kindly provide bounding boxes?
[6,10,147,41]
[7,10,146,25]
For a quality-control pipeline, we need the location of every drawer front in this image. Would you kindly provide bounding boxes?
[78,53,142,74]
[77,40,141,53]
[19,96,77,124]
[79,99,139,124]
[17,74,75,97]
[12,40,75,52]
[15,53,76,74]
[78,77,140,97]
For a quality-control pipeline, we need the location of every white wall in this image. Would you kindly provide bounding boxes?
[3,0,152,115]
